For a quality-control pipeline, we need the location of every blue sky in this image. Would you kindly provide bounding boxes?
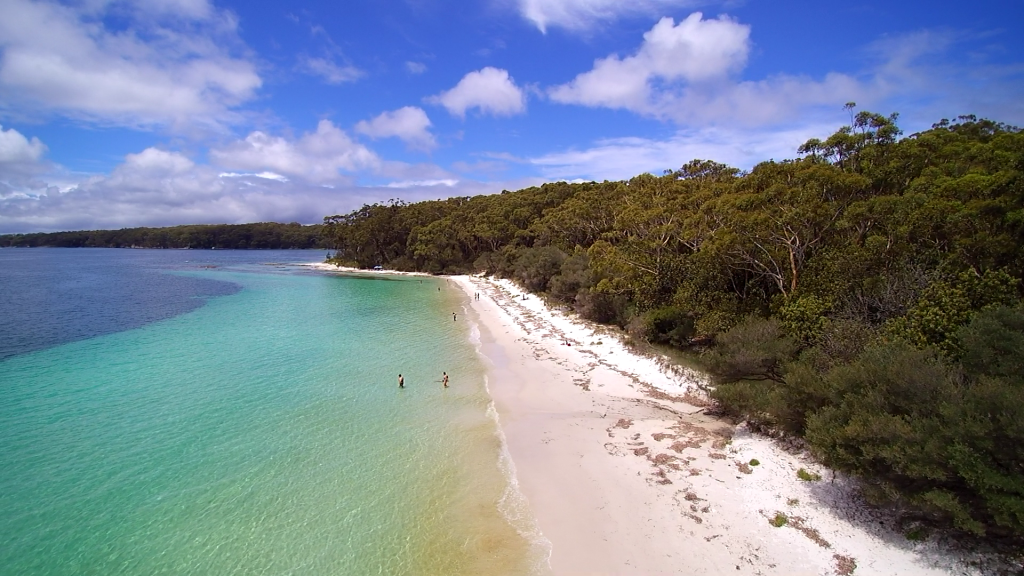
[1,0,1021,233]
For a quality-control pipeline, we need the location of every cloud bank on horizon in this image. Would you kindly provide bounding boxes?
[0,0,1021,233]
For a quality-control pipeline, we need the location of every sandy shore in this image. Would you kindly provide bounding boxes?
[451,274,996,576]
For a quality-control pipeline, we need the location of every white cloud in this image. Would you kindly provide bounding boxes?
[219,171,290,182]
[517,0,702,33]
[550,14,749,111]
[0,0,261,131]
[133,0,216,20]
[428,67,526,118]
[0,124,46,168]
[354,106,436,152]
[529,123,836,181]
[405,61,427,74]
[0,139,538,233]
[210,120,380,184]
[550,13,872,126]
[297,55,363,84]
[120,147,195,176]
[384,178,458,188]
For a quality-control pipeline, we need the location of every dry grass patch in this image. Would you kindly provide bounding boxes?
[833,554,857,575]
[789,516,831,548]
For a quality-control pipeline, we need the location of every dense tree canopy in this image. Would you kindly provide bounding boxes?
[0,222,324,249]
[323,111,1024,539]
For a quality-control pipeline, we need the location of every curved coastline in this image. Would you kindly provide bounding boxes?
[304,262,993,575]
[448,274,993,576]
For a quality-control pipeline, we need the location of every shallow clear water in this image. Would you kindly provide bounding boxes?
[0,249,540,575]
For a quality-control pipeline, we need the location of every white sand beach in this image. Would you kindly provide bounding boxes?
[451,274,997,576]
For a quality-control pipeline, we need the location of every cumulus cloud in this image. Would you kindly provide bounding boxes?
[551,14,748,108]
[0,139,538,233]
[0,124,46,169]
[517,0,702,33]
[297,55,363,84]
[428,67,526,118]
[0,0,261,131]
[355,106,436,152]
[210,120,380,184]
[549,13,871,126]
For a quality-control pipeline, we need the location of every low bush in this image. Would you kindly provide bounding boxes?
[797,468,821,482]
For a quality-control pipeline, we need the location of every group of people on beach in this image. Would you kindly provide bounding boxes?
[398,372,448,389]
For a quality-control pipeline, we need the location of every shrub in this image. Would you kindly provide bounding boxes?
[803,310,1024,537]
[575,288,630,326]
[513,246,567,292]
[769,512,788,527]
[749,459,760,466]
[548,253,593,303]
[702,316,799,385]
[887,269,1019,357]
[637,306,696,348]
[701,316,800,424]
[778,295,831,344]
[797,468,821,482]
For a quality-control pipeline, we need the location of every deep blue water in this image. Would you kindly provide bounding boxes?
[0,249,322,361]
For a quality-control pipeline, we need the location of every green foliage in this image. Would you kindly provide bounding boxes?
[512,246,568,292]
[769,512,789,527]
[629,306,695,347]
[797,469,822,482]
[778,295,831,344]
[802,309,1024,536]
[887,270,1019,356]
[703,316,798,385]
[548,253,594,303]
[749,459,760,466]
[0,222,324,249]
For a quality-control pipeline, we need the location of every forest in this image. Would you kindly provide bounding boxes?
[322,111,1024,540]
[0,222,324,249]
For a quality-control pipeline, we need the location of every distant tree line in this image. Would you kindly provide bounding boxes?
[322,111,1024,540]
[0,222,325,249]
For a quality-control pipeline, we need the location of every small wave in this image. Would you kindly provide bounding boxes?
[484,376,553,573]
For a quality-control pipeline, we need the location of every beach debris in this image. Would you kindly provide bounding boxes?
[789,515,831,548]
[833,554,857,576]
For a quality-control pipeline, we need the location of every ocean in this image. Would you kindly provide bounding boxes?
[0,249,543,575]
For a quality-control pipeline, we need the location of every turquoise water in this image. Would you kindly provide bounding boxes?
[0,251,539,575]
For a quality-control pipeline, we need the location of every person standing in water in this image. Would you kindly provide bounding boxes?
[452,312,457,321]
[442,372,449,388]
[398,374,404,388]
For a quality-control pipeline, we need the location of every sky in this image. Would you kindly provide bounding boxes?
[0,0,1022,233]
